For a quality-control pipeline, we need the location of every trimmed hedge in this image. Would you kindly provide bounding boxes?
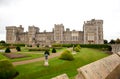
[28,47,50,51]
[0,44,25,47]
[0,59,17,79]
[59,50,74,61]
[52,44,111,51]
[52,44,62,47]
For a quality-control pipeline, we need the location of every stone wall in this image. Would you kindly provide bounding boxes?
[51,73,69,79]
[76,54,120,79]
[105,64,120,79]
[111,44,120,54]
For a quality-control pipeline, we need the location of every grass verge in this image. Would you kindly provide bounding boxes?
[15,48,109,79]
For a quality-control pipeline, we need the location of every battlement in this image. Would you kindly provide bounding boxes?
[84,19,103,26]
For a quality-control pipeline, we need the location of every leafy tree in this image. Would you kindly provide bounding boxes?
[109,39,115,44]
[52,48,56,53]
[0,40,5,44]
[5,47,11,53]
[104,40,108,44]
[115,38,120,44]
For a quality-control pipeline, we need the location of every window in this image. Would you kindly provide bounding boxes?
[88,33,94,40]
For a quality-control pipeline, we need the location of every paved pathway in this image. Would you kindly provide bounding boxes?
[12,48,72,66]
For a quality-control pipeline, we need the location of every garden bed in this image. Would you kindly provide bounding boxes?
[3,53,28,59]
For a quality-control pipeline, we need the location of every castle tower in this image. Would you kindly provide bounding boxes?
[54,24,64,43]
[6,26,17,43]
[83,19,103,44]
[28,25,39,45]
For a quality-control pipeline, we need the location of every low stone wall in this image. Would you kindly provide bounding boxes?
[111,44,120,54]
[117,52,120,56]
[76,54,120,79]
[51,73,69,79]
[105,64,120,79]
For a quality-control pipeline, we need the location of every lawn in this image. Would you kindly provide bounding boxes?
[0,47,66,62]
[14,48,109,79]
[0,53,8,60]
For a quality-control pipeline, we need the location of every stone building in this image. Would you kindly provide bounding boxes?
[6,19,104,46]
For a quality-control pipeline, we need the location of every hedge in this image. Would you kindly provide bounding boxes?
[59,50,74,61]
[52,44,111,51]
[0,59,18,79]
[28,47,50,51]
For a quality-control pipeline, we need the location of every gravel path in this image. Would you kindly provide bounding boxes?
[12,48,72,66]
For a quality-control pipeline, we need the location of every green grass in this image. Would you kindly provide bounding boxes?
[0,47,66,62]
[14,48,109,79]
[0,53,8,60]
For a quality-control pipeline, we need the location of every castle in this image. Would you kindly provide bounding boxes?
[6,19,104,46]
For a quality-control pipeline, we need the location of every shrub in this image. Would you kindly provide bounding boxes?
[0,59,18,79]
[16,46,21,51]
[0,46,5,49]
[59,50,74,61]
[44,50,50,55]
[73,45,81,52]
[9,46,16,49]
[13,44,25,47]
[5,47,11,53]
[52,48,56,53]
[28,47,50,51]
[52,43,62,47]
[74,47,80,52]
[76,45,81,49]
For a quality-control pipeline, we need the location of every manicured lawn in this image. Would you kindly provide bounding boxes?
[0,53,8,60]
[0,47,66,62]
[15,48,109,79]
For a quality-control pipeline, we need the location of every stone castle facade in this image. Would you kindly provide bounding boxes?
[6,19,103,45]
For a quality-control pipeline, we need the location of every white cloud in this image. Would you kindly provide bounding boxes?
[0,0,120,41]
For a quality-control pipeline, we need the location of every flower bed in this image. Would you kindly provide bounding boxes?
[3,53,28,59]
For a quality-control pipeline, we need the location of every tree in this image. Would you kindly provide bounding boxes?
[115,38,120,44]
[0,40,5,44]
[109,39,115,44]
[104,40,108,44]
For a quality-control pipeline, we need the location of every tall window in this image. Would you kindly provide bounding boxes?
[88,33,94,40]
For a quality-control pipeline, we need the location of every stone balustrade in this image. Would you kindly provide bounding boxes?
[76,54,120,79]
[51,52,120,79]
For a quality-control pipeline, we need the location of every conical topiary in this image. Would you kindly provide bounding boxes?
[52,48,56,53]
[5,47,11,53]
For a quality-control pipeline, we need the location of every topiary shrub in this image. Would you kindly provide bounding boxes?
[0,59,18,79]
[52,48,56,53]
[73,45,81,52]
[16,46,21,51]
[59,50,74,61]
[5,47,11,53]
[76,45,81,49]
[74,47,80,52]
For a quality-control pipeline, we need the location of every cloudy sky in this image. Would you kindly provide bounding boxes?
[0,0,120,41]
